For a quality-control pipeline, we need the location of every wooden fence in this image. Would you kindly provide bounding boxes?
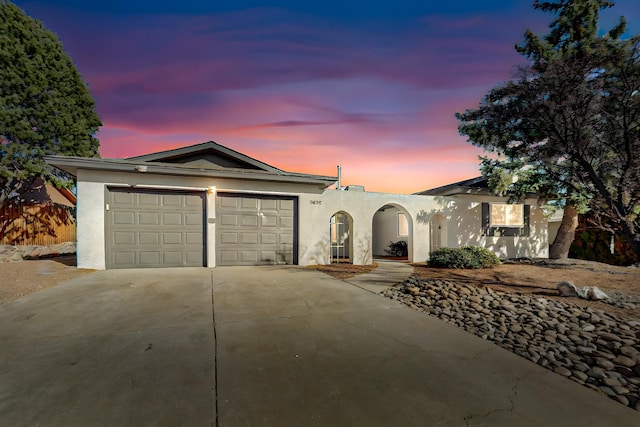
[0,201,76,246]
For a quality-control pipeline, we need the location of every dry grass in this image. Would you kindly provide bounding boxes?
[307,262,378,279]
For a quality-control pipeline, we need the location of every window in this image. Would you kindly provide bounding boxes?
[398,212,409,236]
[490,203,524,227]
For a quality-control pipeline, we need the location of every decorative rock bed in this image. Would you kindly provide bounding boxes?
[0,242,76,262]
[383,277,640,411]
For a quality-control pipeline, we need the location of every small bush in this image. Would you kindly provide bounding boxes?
[385,240,408,257]
[429,246,500,269]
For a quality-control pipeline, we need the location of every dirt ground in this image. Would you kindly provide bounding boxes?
[306,262,378,279]
[0,256,94,304]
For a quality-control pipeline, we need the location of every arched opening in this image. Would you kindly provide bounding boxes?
[429,214,447,253]
[372,204,412,261]
[330,211,353,263]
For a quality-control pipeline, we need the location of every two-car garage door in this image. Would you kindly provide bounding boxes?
[105,188,297,268]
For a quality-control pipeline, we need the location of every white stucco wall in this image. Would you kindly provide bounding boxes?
[75,168,550,269]
[298,190,549,265]
[75,168,325,269]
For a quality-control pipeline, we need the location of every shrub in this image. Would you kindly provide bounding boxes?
[385,240,408,257]
[428,246,500,269]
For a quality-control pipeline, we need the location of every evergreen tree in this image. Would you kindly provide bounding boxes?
[456,0,640,258]
[0,1,101,200]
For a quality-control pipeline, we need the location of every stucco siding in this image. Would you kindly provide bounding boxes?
[76,171,106,269]
[75,168,551,269]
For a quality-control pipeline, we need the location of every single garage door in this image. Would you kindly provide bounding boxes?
[216,193,297,266]
[106,188,205,268]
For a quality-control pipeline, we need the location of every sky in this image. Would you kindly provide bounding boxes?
[13,0,640,193]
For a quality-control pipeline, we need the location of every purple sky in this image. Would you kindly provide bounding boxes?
[14,0,640,193]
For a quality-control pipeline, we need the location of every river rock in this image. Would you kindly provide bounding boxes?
[384,276,640,412]
[557,281,578,297]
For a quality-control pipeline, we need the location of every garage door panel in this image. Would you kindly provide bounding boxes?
[107,189,204,268]
[185,195,203,207]
[139,212,160,225]
[280,234,293,245]
[220,214,238,226]
[185,251,203,264]
[140,232,161,245]
[185,213,202,226]
[241,233,258,244]
[220,232,238,244]
[240,250,258,263]
[260,250,276,263]
[113,211,135,225]
[216,194,296,266]
[139,252,160,265]
[163,252,182,264]
[139,193,160,205]
[241,198,259,210]
[261,199,277,210]
[261,233,277,244]
[261,215,277,227]
[220,197,238,208]
[162,213,182,226]
[162,232,182,245]
[162,194,182,206]
[114,231,135,245]
[219,251,238,263]
[241,215,258,227]
[280,200,294,210]
[113,192,135,205]
[114,252,136,266]
[186,232,203,245]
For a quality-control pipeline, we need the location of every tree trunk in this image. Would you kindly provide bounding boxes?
[618,218,640,261]
[549,205,579,259]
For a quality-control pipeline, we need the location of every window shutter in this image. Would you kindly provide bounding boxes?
[522,204,531,237]
[481,203,492,236]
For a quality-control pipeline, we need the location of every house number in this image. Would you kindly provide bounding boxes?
[310,200,322,205]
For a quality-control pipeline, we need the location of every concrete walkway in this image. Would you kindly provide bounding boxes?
[345,259,413,293]
[1,266,639,426]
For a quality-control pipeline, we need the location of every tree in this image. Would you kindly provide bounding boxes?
[456,0,640,259]
[0,1,101,201]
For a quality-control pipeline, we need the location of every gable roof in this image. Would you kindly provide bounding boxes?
[127,141,283,173]
[414,176,491,196]
[45,141,337,188]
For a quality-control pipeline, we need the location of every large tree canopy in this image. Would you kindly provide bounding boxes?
[456,0,640,258]
[0,0,101,199]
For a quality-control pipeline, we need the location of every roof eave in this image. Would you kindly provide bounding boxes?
[44,156,337,188]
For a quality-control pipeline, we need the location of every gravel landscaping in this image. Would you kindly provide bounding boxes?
[384,276,640,411]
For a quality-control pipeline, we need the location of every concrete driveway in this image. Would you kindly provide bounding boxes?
[1,266,639,426]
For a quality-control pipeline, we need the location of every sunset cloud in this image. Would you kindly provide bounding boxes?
[15,0,640,193]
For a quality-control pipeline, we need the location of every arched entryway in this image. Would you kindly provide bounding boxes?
[429,214,447,253]
[372,204,412,261]
[330,211,353,263]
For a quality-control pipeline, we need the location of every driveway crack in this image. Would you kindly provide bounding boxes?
[462,373,525,426]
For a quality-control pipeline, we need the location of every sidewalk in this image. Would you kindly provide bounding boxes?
[344,259,413,293]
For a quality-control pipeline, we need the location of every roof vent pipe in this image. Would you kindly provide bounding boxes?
[337,165,343,190]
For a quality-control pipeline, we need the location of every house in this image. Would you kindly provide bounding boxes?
[45,141,553,269]
[0,176,77,246]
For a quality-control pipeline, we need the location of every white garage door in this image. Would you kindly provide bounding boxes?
[216,193,297,266]
[106,188,205,269]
